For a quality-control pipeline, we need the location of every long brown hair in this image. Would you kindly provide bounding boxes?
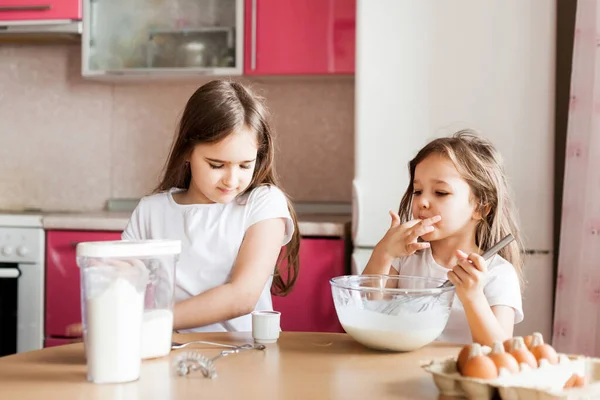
[155,80,300,296]
[398,130,525,285]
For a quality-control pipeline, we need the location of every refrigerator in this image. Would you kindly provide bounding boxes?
[352,1,556,341]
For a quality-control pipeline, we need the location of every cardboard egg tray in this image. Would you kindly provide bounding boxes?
[421,347,600,399]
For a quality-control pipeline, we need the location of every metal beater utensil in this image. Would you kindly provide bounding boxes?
[174,344,266,379]
[378,233,515,314]
[171,340,249,350]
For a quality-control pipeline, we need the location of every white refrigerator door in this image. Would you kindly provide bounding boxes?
[351,248,374,275]
[354,0,556,252]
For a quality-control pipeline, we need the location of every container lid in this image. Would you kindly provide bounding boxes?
[76,240,181,258]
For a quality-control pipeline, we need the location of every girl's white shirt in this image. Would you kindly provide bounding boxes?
[391,248,523,344]
[122,185,294,332]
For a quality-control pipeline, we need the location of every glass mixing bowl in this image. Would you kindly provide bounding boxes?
[330,275,456,352]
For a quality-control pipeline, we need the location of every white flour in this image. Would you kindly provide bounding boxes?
[85,277,145,383]
[141,309,174,359]
[337,305,449,352]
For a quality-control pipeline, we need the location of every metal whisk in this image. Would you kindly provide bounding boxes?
[174,343,266,379]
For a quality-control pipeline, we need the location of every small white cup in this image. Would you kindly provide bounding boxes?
[252,310,281,344]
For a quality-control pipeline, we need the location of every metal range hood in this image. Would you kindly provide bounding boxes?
[0,5,81,42]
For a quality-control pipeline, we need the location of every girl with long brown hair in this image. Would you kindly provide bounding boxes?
[123,79,300,332]
[363,130,524,346]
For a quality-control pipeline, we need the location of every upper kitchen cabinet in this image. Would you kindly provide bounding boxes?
[0,1,82,37]
[0,1,81,21]
[82,0,244,79]
[244,0,355,76]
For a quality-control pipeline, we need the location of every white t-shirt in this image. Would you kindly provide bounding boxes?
[391,248,523,344]
[122,185,294,333]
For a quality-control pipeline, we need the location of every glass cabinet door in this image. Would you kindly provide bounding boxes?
[82,0,243,77]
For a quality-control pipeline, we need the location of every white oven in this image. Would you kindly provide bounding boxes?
[0,213,44,356]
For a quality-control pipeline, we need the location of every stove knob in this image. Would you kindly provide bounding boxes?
[2,246,13,256]
[17,246,29,257]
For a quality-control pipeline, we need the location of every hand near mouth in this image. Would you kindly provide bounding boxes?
[375,211,442,259]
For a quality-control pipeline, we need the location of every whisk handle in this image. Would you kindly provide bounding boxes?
[481,233,515,260]
[437,233,515,289]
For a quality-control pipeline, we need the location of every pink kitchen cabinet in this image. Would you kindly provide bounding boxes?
[44,338,73,348]
[0,0,81,21]
[45,230,121,339]
[244,0,356,75]
[272,237,347,333]
[45,230,348,338]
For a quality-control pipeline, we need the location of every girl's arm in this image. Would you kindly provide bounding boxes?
[448,251,519,346]
[173,218,286,331]
[363,247,398,275]
[461,295,515,346]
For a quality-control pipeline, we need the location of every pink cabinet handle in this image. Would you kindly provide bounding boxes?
[0,5,52,12]
[251,0,257,70]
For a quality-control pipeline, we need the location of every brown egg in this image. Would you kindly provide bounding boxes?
[530,332,559,365]
[564,373,586,389]
[523,335,534,350]
[503,338,513,353]
[502,336,533,351]
[456,344,472,374]
[564,373,577,389]
[574,374,586,387]
[489,341,519,374]
[509,336,537,368]
[462,343,499,379]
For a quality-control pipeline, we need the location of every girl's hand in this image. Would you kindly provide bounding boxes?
[375,211,441,259]
[447,250,486,303]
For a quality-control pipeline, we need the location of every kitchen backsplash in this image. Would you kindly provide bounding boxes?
[0,44,354,211]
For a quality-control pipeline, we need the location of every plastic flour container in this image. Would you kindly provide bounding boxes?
[77,239,181,383]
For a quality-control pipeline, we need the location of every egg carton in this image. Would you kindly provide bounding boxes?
[421,349,600,399]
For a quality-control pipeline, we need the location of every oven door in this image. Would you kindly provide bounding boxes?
[0,261,43,356]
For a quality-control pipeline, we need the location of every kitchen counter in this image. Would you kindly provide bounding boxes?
[42,211,351,238]
[0,332,459,399]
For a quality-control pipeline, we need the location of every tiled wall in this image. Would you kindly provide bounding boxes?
[0,44,354,211]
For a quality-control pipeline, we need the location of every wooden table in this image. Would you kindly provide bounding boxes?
[0,332,461,399]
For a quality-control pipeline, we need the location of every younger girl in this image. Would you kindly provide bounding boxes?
[362,130,524,346]
[123,79,300,332]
